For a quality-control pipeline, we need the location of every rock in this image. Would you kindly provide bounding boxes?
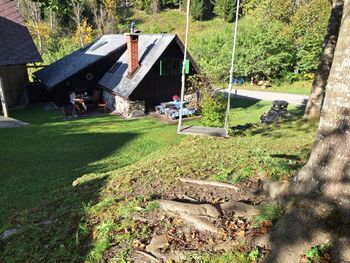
[219,201,261,218]
[1,228,17,240]
[213,240,238,251]
[159,200,221,218]
[251,234,270,248]
[167,250,189,261]
[134,250,162,263]
[262,178,289,200]
[179,213,219,233]
[146,234,169,254]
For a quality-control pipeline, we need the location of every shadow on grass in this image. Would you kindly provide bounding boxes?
[0,107,141,262]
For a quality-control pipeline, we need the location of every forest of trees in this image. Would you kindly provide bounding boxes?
[20,0,332,85]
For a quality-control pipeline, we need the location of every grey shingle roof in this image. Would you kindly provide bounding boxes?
[34,34,126,89]
[99,34,176,98]
[0,0,42,66]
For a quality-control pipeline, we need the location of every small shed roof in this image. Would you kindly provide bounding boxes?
[99,34,177,98]
[0,0,42,66]
[34,34,126,89]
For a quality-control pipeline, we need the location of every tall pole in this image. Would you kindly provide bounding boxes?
[0,75,9,118]
[177,0,191,133]
[224,0,240,136]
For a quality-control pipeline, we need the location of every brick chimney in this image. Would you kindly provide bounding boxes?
[126,33,139,78]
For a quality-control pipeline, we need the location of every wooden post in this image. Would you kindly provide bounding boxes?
[0,75,9,118]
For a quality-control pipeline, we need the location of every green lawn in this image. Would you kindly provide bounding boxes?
[0,107,181,232]
[239,80,312,95]
[0,100,316,262]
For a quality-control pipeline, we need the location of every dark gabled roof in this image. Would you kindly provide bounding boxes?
[0,0,42,66]
[99,34,199,98]
[34,35,126,89]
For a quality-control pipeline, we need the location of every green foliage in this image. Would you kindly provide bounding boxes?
[201,92,227,127]
[191,0,205,21]
[191,27,233,83]
[248,248,260,261]
[255,203,284,226]
[213,0,236,22]
[291,0,331,74]
[186,251,251,263]
[132,0,152,13]
[144,200,160,211]
[42,36,81,64]
[234,17,295,79]
[305,244,328,263]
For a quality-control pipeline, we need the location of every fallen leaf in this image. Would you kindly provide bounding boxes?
[92,231,97,240]
[236,230,245,237]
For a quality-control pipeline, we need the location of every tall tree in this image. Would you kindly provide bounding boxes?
[303,0,344,120]
[87,0,108,36]
[267,1,350,261]
[295,0,350,205]
[213,0,235,22]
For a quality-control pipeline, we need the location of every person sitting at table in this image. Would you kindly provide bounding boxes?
[68,90,87,111]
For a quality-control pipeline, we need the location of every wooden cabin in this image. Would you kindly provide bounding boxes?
[99,34,199,117]
[34,33,200,117]
[0,0,42,110]
[34,35,127,107]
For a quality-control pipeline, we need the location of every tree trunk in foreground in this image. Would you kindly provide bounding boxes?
[264,4,350,262]
[303,0,344,120]
[296,0,350,205]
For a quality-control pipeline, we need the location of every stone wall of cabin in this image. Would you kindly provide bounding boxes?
[0,65,29,108]
[103,90,145,118]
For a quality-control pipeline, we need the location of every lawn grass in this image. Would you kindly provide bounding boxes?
[0,106,181,232]
[238,80,312,95]
[0,100,317,262]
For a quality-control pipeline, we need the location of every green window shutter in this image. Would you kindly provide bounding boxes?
[185,59,190,74]
[160,60,163,76]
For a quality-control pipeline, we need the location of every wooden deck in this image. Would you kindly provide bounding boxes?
[178,126,228,137]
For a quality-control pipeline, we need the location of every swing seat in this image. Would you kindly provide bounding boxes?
[178,125,228,137]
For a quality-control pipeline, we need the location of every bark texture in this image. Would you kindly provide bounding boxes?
[296,0,350,205]
[303,0,344,120]
[265,4,350,261]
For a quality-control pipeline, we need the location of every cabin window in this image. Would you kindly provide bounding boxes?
[160,59,190,76]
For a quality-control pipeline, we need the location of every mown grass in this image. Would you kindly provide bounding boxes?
[0,99,317,262]
[239,80,312,95]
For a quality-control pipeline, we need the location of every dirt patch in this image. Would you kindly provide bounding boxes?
[104,179,270,261]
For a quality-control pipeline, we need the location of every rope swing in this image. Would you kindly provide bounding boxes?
[177,0,240,137]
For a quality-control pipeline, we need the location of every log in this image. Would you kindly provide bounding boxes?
[219,201,261,218]
[159,200,221,218]
[179,178,239,190]
[179,213,219,234]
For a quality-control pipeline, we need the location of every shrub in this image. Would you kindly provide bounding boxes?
[191,0,205,21]
[213,0,236,22]
[201,91,227,127]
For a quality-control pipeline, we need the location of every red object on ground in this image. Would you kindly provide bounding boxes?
[172,95,180,101]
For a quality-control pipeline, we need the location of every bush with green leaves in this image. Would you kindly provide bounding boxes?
[191,0,205,21]
[213,0,236,22]
[234,17,295,79]
[192,17,295,82]
[290,0,330,74]
[201,92,227,127]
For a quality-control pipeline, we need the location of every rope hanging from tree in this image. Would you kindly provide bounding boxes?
[177,0,240,137]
